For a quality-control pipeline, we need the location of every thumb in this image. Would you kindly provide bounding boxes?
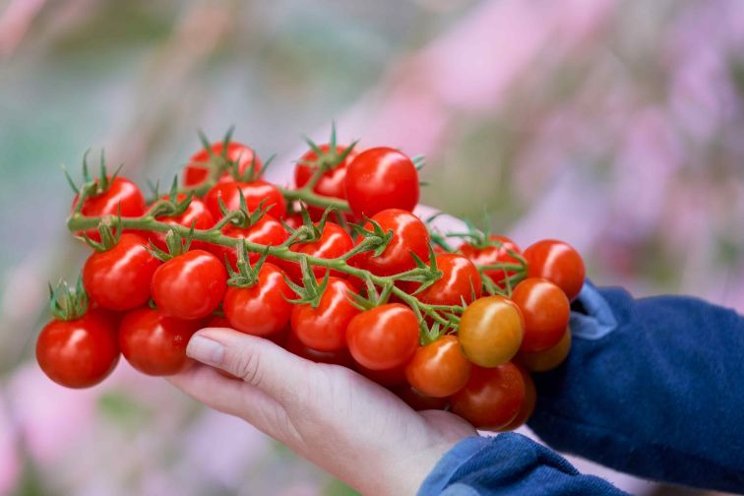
[186,327,312,404]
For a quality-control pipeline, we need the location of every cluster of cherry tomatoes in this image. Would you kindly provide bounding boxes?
[36,129,585,432]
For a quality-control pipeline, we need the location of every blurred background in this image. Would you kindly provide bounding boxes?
[1,0,743,494]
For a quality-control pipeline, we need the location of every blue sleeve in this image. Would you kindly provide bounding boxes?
[529,283,744,493]
[419,433,627,495]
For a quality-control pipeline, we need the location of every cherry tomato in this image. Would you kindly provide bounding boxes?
[151,250,227,320]
[295,143,358,219]
[206,315,232,328]
[222,263,294,337]
[290,277,359,352]
[405,335,471,398]
[345,147,419,218]
[458,296,523,367]
[450,362,526,430]
[402,254,482,306]
[36,310,119,388]
[204,180,287,220]
[520,327,572,372]
[394,385,449,411]
[356,362,408,387]
[184,141,262,188]
[352,209,430,276]
[286,332,355,367]
[347,303,419,370]
[72,176,146,241]
[281,222,354,284]
[208,214,288,270]
[511,278,570,353]
[82,233,161,311]
[119,307,202,376]
[460,235,521,288]
[523,239,585,300]
[146,195,215,251]
[499,366,536,431]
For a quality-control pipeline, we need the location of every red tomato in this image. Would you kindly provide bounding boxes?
[523,239,585,300]
[72,177,146,241]
[184,141,262,188]
[206,315,232,328]
[36,310,119,388]
[352,209,430,276]
[356,362,408,387]
[460,235,521,288]
[450,363,526,430]
[290,277,359,352]
[204,180,287,220]
[151,250,227,320]
[499,366,537,431]
[208,214,288,270]
[286,332,355,367]
[511,278,570,353]
[345,147,419,218]
[347,303,419,370]
[83,233,161,311]
[394,385,449,411]
[222,263,294,337]
[295,143,358,218]
[281,222,354,284]
[147,195,216,251]
[405,335,471,398]
[402,254,482,306]
[119,307,202,376]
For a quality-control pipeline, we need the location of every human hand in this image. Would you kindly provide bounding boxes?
[168,328,477,495]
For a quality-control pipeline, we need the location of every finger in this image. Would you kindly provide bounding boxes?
[185,327,314,406]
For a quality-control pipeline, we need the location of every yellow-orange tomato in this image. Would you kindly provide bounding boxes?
[520,327,572,372]
[499,366,536,431]
[405,335,472,398]
[458,296,524,367]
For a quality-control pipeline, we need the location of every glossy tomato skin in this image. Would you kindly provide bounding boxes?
[83,233,161,311]
[147,195,215,251]
[460,235,521,288]
[520,327,572,372]
[403,254,482,306]
[295,144,358,219]
[523,239,585,301]
[286,332,355,367]
[405,335,472,398]
[345,147,419,218]
[36,311,119,388]
[450,362,526,430]
[184,141,262,188]
[290,277,359,352]
[511,278,570,353]
[204,180,287,220]
[352,209,430,276]
[458,296,524,367]
[346,303,420,371]
[222,263,294,337]
[151,250,227,320]
[499,366,537,431]
[72,177,146,241]
[208,214,288,270]
[119,307,202,376]
[281,222,354,284]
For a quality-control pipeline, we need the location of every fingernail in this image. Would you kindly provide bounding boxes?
[187,335,225,366]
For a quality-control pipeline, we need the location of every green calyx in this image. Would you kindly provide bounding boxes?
[226,239,266,288]
[49,278,89,321]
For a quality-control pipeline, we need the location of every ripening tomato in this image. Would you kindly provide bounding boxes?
[119,307,202,376]
[347,303,419,371]
[290,277,359,352]
[208,214,288,270]
[222,263,294,337]
[72,176,146,241]
[345,147,419,218]
[394,385,449,411]
[82,233,160,311]
[405,335,471,398]
[295,143,358,218]
[520,327,572,372]
[352,209,430,276]
[204,180,287,220]
[460,235,521,288]
[511,278,570,353]
[184,141,262,188]
[281,222,354,284]
[146,195,216,251]
[450,362,526,430]
[36,310,119,388]
[402,254,482,306]
[151,250,227,320]
[286,332,355,367]
[499,366,536,431]
[458,296,523,367]
[523,239,585,301]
